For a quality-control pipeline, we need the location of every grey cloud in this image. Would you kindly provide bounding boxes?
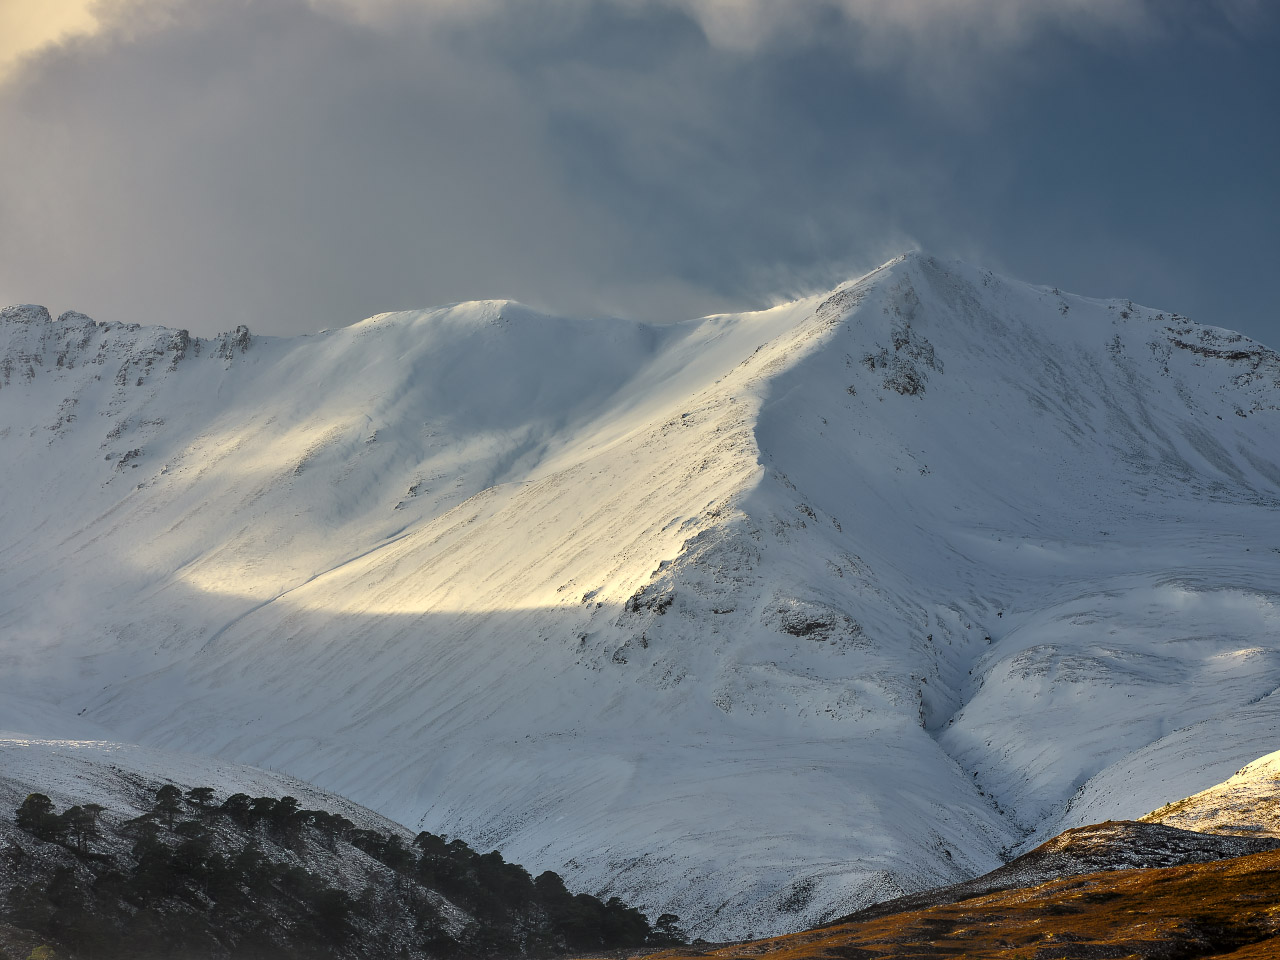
[0,0,1276,342]
[0,0,934,333]
[0,2,631,332]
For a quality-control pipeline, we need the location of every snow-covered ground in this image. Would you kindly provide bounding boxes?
[1141,747,1280,838]
[0,720,410,839]
[2,253,1279,937]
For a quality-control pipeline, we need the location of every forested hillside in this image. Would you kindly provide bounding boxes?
[1,782,672,959]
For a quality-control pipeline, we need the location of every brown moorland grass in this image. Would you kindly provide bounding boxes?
[607,849,1280,960]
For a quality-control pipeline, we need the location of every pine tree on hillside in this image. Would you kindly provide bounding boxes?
[185,786,216,811]
[153,785,182,829]
[15,794,64,843]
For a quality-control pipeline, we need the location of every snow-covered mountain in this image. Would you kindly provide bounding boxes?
[3,253,1279,937]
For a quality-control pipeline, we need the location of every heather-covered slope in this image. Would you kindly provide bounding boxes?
[3,254,1279,936]
[600,848,1280,960]
[829,820,1280,926]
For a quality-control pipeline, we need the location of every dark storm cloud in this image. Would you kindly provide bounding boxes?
[0,0,1276,341]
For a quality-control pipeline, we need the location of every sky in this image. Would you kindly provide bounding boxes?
[0,0,1276,342]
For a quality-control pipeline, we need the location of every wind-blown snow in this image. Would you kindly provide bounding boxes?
[2,255,1279,937]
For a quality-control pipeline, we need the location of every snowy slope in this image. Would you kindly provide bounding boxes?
[3,254,1280,937]
[1141,748,1280,838]
[0,722,411,840]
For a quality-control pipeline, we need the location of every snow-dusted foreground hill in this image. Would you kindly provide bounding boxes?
[1142,748,1280,838]
[0,723,411,840]
[3,254,1279,937]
